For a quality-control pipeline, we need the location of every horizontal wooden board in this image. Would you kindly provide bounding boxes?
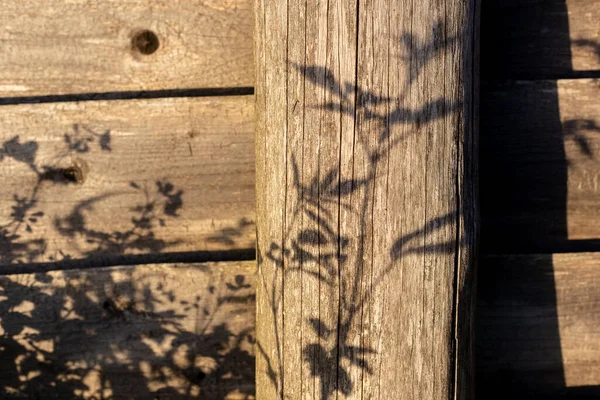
[477,253,600,398]
[3,0,596,94]
[0,0,253,97]
[0,96,255,267]
[481,78,600,253]
[7,255,598,399]
[0,261,256,399]
[482,0,600,79]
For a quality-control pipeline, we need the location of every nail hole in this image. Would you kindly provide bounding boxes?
[40,165,85,185]
[132,30,160,55]
[62,166,83,183]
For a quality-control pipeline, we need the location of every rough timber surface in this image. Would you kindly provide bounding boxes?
[254,0,478,398]
[5,248,599,400]
[0,261,256,399]
[0,0,253,97]
[5,253,598,399]
[0,96,255,267]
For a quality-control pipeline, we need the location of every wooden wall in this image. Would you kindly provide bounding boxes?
[0,0,599,398]
[0,1,256,398]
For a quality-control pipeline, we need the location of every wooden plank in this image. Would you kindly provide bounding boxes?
[0,0,253,97]
[482,0,600,80]
[5,0,597,94]
[0,96,255,267]
[8,251,598,399]
[254,0,478,398]
[481,78,600,253]
[477,253,600,398]
[6,252,600,400]
[0,261,256,399]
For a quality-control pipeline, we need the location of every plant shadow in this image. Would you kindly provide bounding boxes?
[256,18,475,399]
[0,125,256,399]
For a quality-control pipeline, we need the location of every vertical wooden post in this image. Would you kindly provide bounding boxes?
[254,0,478,398]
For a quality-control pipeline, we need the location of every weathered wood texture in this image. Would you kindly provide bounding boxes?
[0,0,253,97]
[482,0,600,80]
[1,0,596,96]
[477,253,600,398]
[0,96,255,267]
[0,261,256,399]
[7,251,599,400]
[255,0,478,398]
[481,78,600,253]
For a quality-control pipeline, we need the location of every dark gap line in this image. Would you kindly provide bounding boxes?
[482,70,600,86]
[0,248,257,276]
[0,87,255,106]
[482,0,570,9]
[482,239,600,256]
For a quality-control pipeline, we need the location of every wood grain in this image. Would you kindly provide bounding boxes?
[481,78,600,253]
[477,253,600,398]
[1,0,597,97]
[254,0,478,398]
[0,0,253,97]
[0,96,255,267]
[5,249,597,399]
[482,0,600,80]
[0,261,256,399]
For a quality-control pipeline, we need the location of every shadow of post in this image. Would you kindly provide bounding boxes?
[477,1,600,397]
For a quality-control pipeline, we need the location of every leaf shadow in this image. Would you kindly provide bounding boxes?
[257,21,465,400]
[0,124,256,399]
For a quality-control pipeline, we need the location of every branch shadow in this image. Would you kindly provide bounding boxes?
[256,19,473,399]
[0,266,255,399]
[0,125,256,398]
